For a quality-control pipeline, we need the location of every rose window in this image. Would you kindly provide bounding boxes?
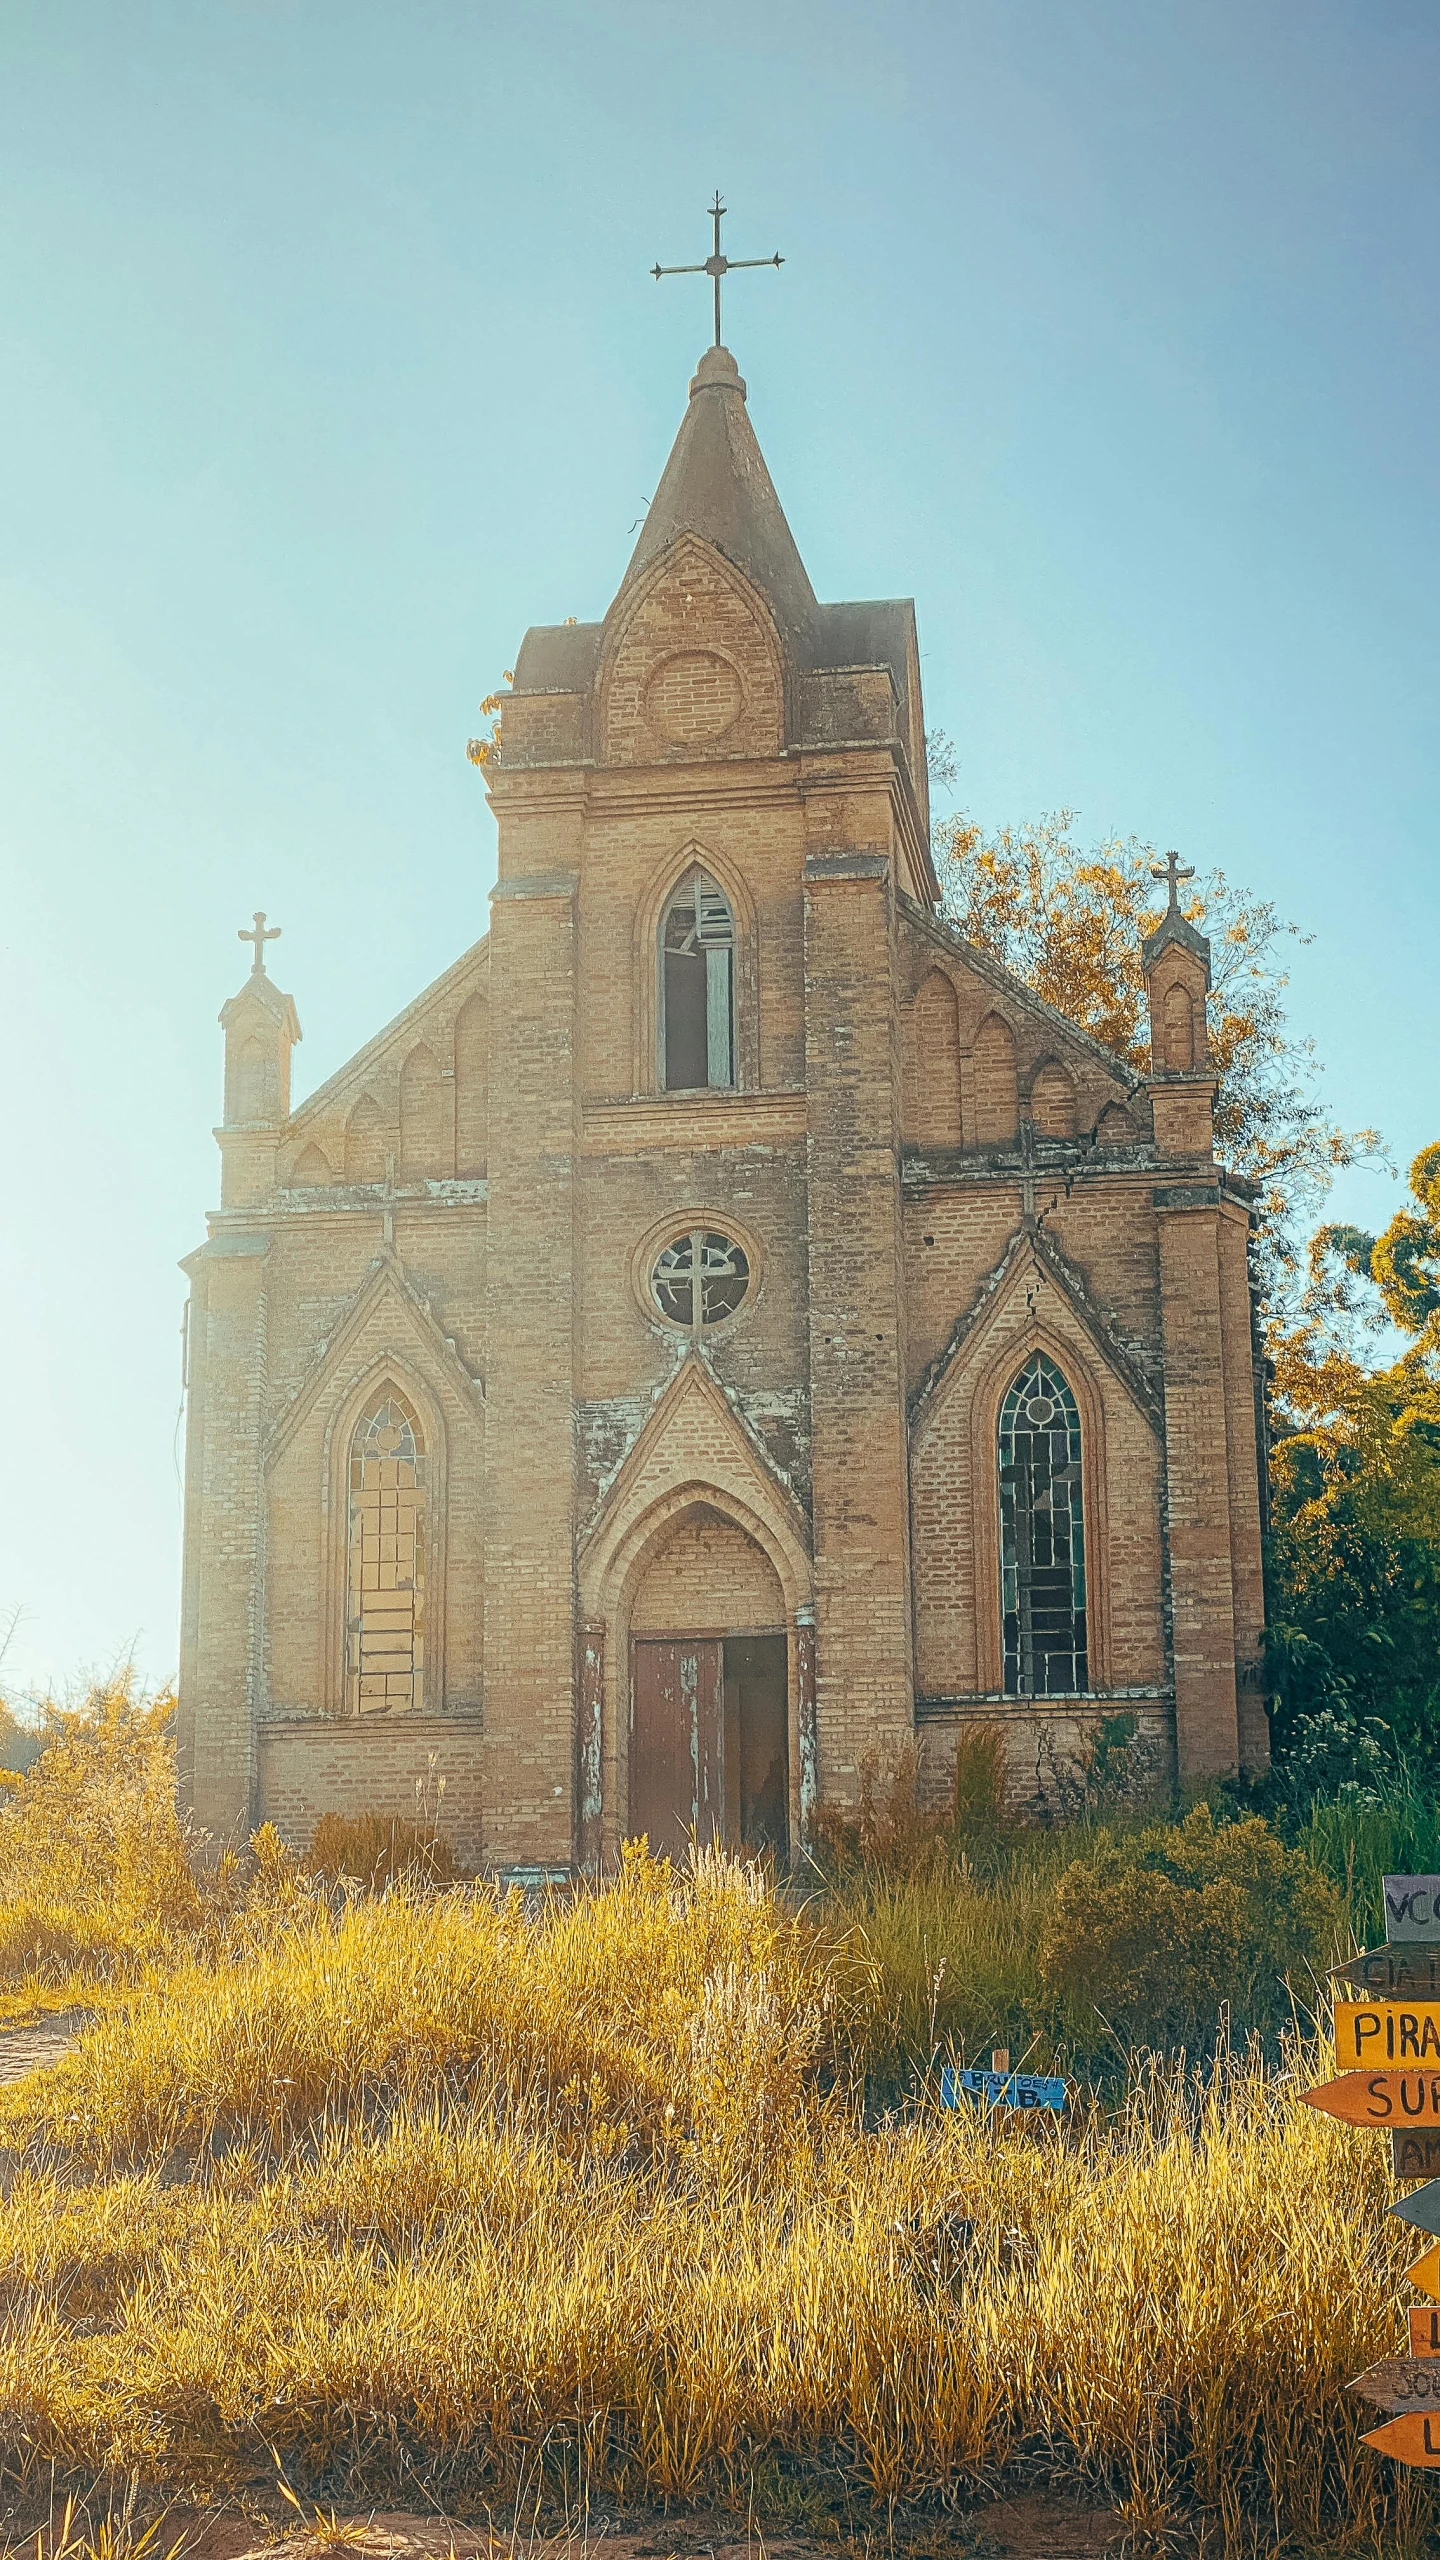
[650,1228,750,1330]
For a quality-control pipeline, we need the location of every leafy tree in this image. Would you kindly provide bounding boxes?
[933,808,1379,1312]
[1306,1141,1440,1354]
[1265,1145,1440,1778]
[465,672,514,771]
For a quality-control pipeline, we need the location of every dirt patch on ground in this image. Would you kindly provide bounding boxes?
[0,2011,84,2083]
[0,2505,1128,2560]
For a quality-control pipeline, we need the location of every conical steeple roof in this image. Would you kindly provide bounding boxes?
[618,346,817,637]
[507,350,932,888]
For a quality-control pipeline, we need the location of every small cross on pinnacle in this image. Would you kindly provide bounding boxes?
[238,911,281,975]
[651,192,783,347]
[1150,850,1194,914]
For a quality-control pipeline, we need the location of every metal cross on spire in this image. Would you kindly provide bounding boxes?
[1150,850,1195,914]
[238,910,281,974]
[651,192,783,347]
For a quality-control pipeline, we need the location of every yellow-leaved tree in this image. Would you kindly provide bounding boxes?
[0,1673,201,1983]
[933,804,1380,1316]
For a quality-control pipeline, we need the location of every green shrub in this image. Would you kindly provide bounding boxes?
[1037,1804,1343,2053]
[1287,1759,1440,1944]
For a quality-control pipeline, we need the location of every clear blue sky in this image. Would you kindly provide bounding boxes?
[1,1,1435,1701]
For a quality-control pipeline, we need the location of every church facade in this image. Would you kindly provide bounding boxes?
[177,343,1269,1875]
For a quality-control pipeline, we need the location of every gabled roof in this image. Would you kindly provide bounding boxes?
[579,1343,809,1555]
[512,620,603,692]
[264,1247,483,1470]
[909,1222,1163,1438]
[285,932,489,1132]
[898,896,1147,1093]
[1141,903,1212,988]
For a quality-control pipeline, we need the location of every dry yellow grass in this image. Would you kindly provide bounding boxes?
[0,1688,1430,2554]
[0,1847,1425,2553]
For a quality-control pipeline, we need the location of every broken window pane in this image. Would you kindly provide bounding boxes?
[661,872,734,1090]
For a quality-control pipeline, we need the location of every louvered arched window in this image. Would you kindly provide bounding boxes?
[660,870,735,1090]
[998,1355,1088,1696]
[347,1390,426,1713]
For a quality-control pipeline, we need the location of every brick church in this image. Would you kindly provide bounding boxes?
[178,339,1269,1875]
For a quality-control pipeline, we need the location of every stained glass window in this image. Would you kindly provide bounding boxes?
[347,1391,426,1714]
[661,871,734,1090]
[651,1229,750,1330]
[999,1355,1088,1697]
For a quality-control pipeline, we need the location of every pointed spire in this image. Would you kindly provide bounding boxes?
[618,346,816,638]
[1140,850,1211,984]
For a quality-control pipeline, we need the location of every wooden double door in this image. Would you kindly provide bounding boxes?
[629,1634,788,1863]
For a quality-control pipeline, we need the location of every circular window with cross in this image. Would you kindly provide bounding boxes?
[649,1227,751,1331]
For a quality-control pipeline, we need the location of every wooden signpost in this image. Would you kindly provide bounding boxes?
[1351,2356,1440,2410]
[1406,2243,1440,2303]
[1333,2000,1440,2068]
[1393,2129,1440,2180]
[1391,2181,1440,2240]
[1332,1945,1440,2001]
[1309,1878,1440,2469]
[1384,1877,1440,1943]
[1359,2414,1440,2466]
[1302,2070,1440,2126]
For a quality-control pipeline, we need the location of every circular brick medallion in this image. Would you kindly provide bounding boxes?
[645,650,743,746]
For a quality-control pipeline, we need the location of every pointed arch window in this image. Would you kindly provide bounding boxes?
[660,870,734,1090]
[347,1391,426,1713]
[998,1355,1088,1696]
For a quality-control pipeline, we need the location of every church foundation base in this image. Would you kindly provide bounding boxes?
[916,1699,1176,1818]
[256,1714,486,1868]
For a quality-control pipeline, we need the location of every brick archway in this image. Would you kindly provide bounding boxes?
[578,1473,814,1872]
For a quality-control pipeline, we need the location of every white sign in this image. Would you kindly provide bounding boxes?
[1385,1878,1440,1945]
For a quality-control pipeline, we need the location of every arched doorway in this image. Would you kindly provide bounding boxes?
[627,1503,788,1860]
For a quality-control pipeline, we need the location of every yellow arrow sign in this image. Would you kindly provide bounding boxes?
[1363,2411,1440,2466]
[1407,2244,1440,2303]
[1334,1999,1440,2069]
[1302,2070,1440,2126]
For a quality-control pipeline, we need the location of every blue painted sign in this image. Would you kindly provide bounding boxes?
[1392,2180,1440,2240]
[940,2064,1067,2115]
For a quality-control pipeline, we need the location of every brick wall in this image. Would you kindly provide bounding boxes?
[257,1716,485,1866]
[1157,1198,1242,1778]
[916,1702,1176,1815]
[803,853,915,1802]
[481,856,581,1868]
[600,541,783,768]
[630,1508,785,1632]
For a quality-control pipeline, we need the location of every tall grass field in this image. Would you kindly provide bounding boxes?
[0,1685,1437,2555]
